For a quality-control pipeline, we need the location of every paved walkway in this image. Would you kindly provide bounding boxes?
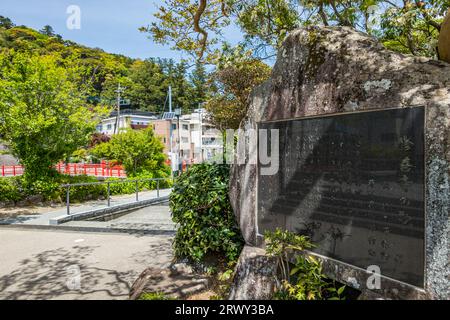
[0,189,171,226]
[62,205,176,233]
[0,228,174,300]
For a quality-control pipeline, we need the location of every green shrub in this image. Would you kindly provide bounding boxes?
[0,170,173,204]
[107,170,173,196]
[0,177,23,202]
[59,175,107,202]
[170,163,243,263]
[265,229,346,300]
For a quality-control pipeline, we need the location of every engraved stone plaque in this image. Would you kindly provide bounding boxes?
[258,107,425,287]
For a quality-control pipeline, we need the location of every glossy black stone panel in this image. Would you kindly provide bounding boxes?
[258,107,425,287]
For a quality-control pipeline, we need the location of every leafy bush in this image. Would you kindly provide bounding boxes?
[0,177,22,202]
[59,175,107,202]
[0,169,173,205]
[265,229,346,300]
[170,163,243,263]
[275,255,346,300]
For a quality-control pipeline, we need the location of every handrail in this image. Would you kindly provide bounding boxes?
[61,177,169,188]
[63,177,173,215]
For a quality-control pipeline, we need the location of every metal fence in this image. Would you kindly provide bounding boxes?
[61,177,173,215]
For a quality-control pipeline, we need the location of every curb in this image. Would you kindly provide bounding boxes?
[0,223,176,236]
[49,196,170,225]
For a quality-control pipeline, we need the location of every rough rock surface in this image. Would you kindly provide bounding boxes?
[228,246,277,300]
[229,26,450,299]
[438,9,450,64]
[129,263,210,299]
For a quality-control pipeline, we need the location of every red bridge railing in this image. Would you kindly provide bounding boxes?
[0,162,125,178]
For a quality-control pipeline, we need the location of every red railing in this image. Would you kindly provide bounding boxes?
[0,161,125,178]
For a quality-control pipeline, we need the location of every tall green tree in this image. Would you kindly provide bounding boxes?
[189,62,209,111]
[0,51,108,181]
[90,127,169,176]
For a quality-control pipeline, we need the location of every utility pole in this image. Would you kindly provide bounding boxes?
[168,85,172,113]
[114,83,125,135]
[168,86,174,176]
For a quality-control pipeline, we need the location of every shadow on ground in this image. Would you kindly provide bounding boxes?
[0,238,173,300]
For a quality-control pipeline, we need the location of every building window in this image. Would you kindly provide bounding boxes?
[163,137,166,143]
[107,124,112,130]
[182,124,189,130]
[172,124,177,130]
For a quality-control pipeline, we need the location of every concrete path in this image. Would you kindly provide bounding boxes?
[0,228,174,300]
[0,189,171,226]
[62,205,176,233]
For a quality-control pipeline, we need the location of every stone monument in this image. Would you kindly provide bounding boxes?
[229,26,450,300]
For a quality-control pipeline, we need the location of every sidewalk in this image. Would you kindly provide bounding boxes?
[0,189,171,226]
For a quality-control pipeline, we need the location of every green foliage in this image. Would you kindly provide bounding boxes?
[138,292,176,300]
[169,163,243,262]
[0,22,208,115]
[0,174,101,203]
[206,55,271,130]
[90,127,170,177]
[279,255,346,300]
[142,0,230,62]
[265,228,314,257]
[0,177,22,202]
[0,172,173,204]
[148,0,449,61]
[265,228,346,300]
[0,50,108,182]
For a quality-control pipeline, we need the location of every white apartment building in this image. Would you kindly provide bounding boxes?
[182,108,222,163]
[96,108,223,166]
[96,110,158,135]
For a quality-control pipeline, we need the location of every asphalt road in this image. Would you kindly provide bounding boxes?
[0,228,173,300]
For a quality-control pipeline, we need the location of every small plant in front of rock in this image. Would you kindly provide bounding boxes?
[265,228,346,300]
[138,292,176,300]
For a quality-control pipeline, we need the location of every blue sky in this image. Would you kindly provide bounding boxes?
[1,0,242,60]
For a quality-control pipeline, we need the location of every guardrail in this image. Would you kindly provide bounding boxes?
[61,177,173,215]
[1,162,125,177]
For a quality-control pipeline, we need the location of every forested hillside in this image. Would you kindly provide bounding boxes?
[0,16,208,113]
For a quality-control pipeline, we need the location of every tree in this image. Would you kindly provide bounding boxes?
[0,16,15,29]
[90,127,169,176]
[206,55,271,130]
[141,0,231,62]
[0,52,108,181]
[146,0,450,60]
[189,62,209,111]
[39,25,55,37]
